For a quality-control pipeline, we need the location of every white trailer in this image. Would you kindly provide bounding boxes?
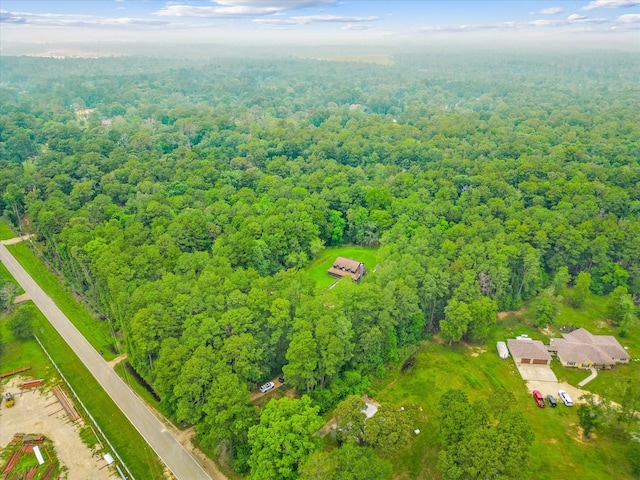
[496,341,509,359]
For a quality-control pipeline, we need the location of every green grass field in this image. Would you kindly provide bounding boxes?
[0,303,166,480]
[0,262,24,295]
[306,245,379,289]
[0,312,56,383]
[6,242,118,360]
[0,221,16,240]
[370,292,637,480]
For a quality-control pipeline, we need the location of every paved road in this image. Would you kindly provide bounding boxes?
[0,242,216,480]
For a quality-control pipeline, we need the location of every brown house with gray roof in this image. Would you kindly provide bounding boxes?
[327,257,366,282]
[549,328,630,370]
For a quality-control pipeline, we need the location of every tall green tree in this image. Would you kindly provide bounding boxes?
[284,321,319,393]
[247,396,324,480]
[468,296,497,341]
[441,299,471,345]
[197,369,256,472]
[334,395,367,444]
[437,390,534,480]
[8,304,36,339]
[535,287,561,328]
[438,389,479,446]
[0,282,19,313]
[569,271,591,308]
[299,440,392,480]
[607,286,637,336]
[552,266,570,296]
[174,345,217,424]
[315,312,353,390]
[577,394,606,439]
[364,404,413,457]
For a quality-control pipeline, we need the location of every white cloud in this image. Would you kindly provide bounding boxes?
[530,7,565,14]
[617,12,640,21]
[253,15,378,25]
[214,0,335,7]
[155,5,282,17]
[0,10,168,28]
[582,0,640,10]
[155,0,336,18]
[341,23,374,31]
[567,13,609,23]
[530,19,558,26]
[414,21,523,33]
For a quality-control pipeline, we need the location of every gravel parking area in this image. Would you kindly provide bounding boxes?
[514,363,593,405]
[525,380,589,405]
[0,377,113,480]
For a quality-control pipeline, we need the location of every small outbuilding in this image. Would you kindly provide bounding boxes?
[327,257,366,282]
[496,341,509,360]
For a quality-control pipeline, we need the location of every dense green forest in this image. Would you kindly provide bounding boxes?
[1,50,639,478]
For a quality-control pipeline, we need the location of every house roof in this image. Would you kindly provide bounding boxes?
[557,327,630,362]
[327,257,364,280]
[550,338,616,366]
[331,257,362,272]
[362,401,378,419]
[507,339,552,361]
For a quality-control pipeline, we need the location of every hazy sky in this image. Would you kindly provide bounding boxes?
[1,0,639,48]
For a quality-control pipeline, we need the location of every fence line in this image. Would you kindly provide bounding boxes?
[33,334,135,480]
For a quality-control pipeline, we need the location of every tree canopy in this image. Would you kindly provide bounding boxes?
[1,50,638,475]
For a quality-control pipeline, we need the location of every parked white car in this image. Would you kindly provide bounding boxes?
[558,390,573,406]
[259,381,275,393]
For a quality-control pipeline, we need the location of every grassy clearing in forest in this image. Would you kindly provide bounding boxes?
[6,242,118,360]
[306,245,379,289]
[372,292,637,480]
[0,221,16,240]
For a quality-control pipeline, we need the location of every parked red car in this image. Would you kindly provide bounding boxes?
[532,390,546,408]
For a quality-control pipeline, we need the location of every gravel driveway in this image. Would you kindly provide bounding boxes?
[515,362,592,404]
[516,364,558,382]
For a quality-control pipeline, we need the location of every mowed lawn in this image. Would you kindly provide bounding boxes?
[371,293,637,480]
[306,245,379,289]
[0,314,56,384]
[0,221,16,240]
